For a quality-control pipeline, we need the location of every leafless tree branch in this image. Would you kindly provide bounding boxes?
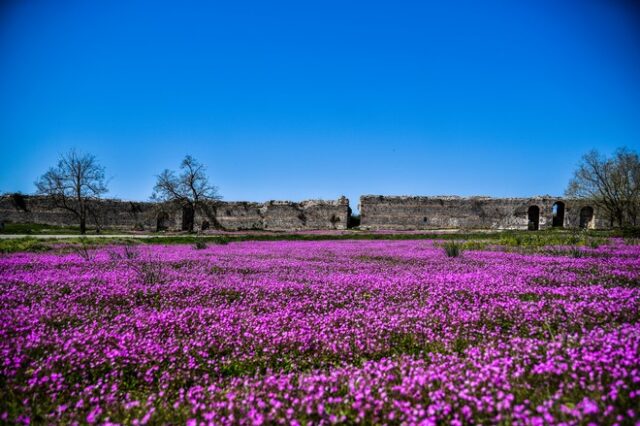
[566,148,640,227]
[35,149,108,234]
[151,155,221,232]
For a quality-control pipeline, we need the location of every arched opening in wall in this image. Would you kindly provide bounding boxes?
[579,206,594,229]
[552,201,565,227]
[10,193,28,212]
[528,206,540,231]
[347,207,360,229]
[156,212,170,232]
[182,206,195,231]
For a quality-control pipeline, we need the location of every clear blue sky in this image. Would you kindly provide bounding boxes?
[1,0,639,211]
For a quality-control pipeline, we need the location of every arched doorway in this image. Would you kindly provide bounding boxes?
[181,206,195,231]
[528,206,540,230]
[552,201,565,227]
[579,206,594,229]
[156,212,170,232]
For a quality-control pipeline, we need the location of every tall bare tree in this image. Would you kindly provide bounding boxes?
[35,150,108,234]
[152,155,221,232]
[566,148,640,227]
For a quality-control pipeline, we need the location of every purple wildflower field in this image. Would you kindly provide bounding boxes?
[1,239,639,425]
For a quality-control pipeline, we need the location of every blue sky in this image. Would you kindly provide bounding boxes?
[1,0,639,211]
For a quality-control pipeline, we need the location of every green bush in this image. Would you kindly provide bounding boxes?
[587,238,601,249]
[618,227,640,238]
[194,240,208,250]
[569,246,585,258]
[213,236,231,245]
[461,241,487,251]
[442,241,463,257]
[0,222,82,235]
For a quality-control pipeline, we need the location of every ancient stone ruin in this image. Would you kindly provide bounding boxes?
[359,195,603,230]
[0,193,607,232]
[0,194,350,232]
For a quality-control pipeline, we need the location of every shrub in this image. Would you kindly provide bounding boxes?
[566,230,583,246]
[443,241,463,257]
[194,240,208,250]
[569,246,585,258]
[618,227,640,238]
[498,234,524,247]
[213,236,231,245]
[587,238,601,249]
[462,240,487,251]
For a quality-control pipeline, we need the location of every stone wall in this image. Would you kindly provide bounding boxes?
[359,195,608,230]
[0,194,350,232]
[0,193,614,232]
[197,198,350,231]
[0,194,161,230]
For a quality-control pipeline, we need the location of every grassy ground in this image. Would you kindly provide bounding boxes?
[0,222,132,235]
[1,226,637,254]
[0,223,82,234]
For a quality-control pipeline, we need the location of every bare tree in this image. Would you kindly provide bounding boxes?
[151,155,221,232]
[566,148,640,227]
[618,149,640,226]
[35,150,108,234]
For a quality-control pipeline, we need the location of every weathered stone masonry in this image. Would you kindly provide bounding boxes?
[0,193,610,231]
[359,195,605,230]
[0,194,350,231]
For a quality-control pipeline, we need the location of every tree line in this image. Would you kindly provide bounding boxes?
[29,147,640,234]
